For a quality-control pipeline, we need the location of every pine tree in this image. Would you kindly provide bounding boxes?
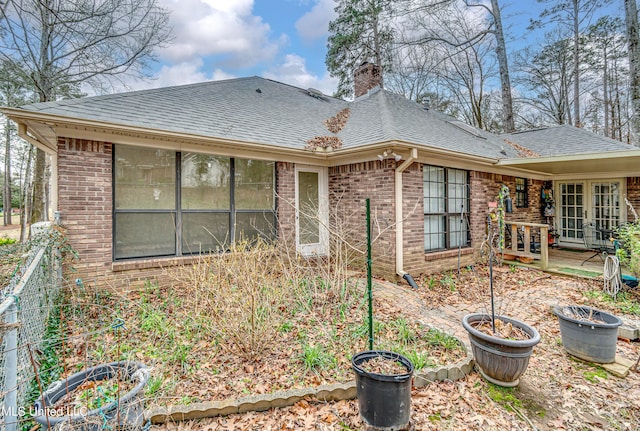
[326,0,395,99]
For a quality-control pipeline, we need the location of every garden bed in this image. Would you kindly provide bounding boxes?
[53,247,467,411]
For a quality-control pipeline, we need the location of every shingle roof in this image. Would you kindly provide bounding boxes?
[15,77,633,160]
[502,125,633,156]
[20,77,350,150]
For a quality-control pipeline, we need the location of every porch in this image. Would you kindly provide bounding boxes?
[506,247,627,279]
[502,220,631,280]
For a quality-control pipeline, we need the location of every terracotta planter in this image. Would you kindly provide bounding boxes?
[462,314,540,387]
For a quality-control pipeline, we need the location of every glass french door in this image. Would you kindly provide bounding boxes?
[559,182,584,244]
[591,181,621,231]
[558,180,622,246]
[295,166,328,256]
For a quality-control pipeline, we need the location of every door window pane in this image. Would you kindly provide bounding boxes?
[559,182,583,241]
[115,146,175,209]
[591,181,621,230]
[298,171,320,245]
[181,154,230,209]
[115,213,176,259]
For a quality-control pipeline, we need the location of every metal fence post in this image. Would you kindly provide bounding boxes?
[2,299,18,431]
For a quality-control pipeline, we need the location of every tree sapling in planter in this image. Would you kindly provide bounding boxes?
[352,199,414,431]
[462,185,540,387]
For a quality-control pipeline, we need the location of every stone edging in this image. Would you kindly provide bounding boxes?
[146,344,475,424]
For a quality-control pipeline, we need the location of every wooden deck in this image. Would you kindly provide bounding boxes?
[505,246,629,279]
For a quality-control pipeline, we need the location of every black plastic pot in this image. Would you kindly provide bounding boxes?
[352,350,414,431]
[462,314,540,387]
[553,305,622,363]
[33,361,149,431]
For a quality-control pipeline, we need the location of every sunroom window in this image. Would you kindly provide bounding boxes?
[114,145,275,260]
[423,165,470,252]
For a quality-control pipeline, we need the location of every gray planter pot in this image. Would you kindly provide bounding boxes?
[33,361,149,431]
[462,314,540,387]
[553,305,622,363]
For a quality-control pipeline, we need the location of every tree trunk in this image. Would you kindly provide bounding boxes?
[30,148,47,224]
[490,0,515,132]
[603,45,609,138]
[625,0,640,147]
[572,0,581,127]
[20,146,34,242]
[3,117,11,226]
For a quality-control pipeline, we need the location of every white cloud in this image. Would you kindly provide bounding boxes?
[295,0,337,42]
[113,60,234,91]
[263,54,338,95]
[159,0,285,68]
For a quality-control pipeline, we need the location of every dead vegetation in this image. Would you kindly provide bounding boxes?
[155,265,640,430]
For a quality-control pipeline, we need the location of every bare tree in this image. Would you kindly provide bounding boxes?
[515,33,575,126]
[625,0,640,147]
[0,0,173,223]
[0,61,28,226]
[585,16,627,138]
[462,0,515,132]
[530,0,613,128]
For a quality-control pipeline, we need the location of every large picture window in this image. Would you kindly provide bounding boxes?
[423,165,470,252]
[114,145,275,260]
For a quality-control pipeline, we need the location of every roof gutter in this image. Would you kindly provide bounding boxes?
[395,148,418,279]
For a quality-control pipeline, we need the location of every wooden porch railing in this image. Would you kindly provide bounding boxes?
[504,221,549,270]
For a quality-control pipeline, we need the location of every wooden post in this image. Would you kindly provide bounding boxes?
[540,225,549,270]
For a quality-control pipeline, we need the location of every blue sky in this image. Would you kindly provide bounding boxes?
[130,0,626,96]
[126,0,338,94]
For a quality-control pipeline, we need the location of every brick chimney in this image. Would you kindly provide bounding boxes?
[354,62,382,97]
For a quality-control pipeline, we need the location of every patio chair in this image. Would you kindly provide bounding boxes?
[581,222,616,265]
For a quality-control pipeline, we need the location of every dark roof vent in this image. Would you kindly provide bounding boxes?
[306,88,324,99]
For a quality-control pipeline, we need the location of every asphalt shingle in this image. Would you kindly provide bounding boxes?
[16,77,634,160]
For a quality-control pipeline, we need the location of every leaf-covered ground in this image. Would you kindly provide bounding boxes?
[57,274,466,409]
[154,266,640,430]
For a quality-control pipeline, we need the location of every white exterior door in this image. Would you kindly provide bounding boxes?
[557,179,624,246]
[295,166,328,256]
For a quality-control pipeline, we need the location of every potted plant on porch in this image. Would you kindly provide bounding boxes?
[461,185,541,387]
[351,199,414,430]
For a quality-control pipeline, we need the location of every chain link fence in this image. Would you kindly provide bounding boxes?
[0,223,63,431]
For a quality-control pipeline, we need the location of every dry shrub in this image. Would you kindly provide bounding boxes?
[171,239,289,361]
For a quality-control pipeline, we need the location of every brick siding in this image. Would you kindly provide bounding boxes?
[627,177,640,218]
[54,138,582,287]
[328,160,396,279]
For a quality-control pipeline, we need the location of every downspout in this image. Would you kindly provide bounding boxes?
[395,148,419,288]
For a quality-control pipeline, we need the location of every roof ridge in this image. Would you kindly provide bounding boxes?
[20,77,263,109]
[377,90,398,139]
